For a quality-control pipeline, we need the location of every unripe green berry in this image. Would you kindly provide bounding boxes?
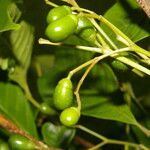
[45,14,78,42]
[53,78,73,110]
[79,28,97,43]
[9,134,36,149]
[40,102,56,115]
[111,60,128,71]
[76,16,93,34]
[60,107,80,126]
[46,5,72,24]
[75,16,97,43]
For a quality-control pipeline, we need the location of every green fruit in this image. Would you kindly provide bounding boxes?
[40,102,56,115]
[111,60,128,71]
[9,134,36,149]
[45,14,78,42]
[0,141,9,150]
[60,107,80,126]
[53,78,73,110]
[76,16,93,34]
[46,5,72,23]
[75,16,96,43]
[79,28,97,43]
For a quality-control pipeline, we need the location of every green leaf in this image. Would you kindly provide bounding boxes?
[101,0,150,43]
[92,63,119,93]
[0,83,38,137]
[42,122,75,148]
[10,21,34,70]
[0,0,20,32]
[81,96,138,125]
[8,21,34,86]
[54,36,94,72]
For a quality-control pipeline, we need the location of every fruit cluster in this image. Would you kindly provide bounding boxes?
[53,78,80,127]
[45,5,98,127]
[45,5,96,43]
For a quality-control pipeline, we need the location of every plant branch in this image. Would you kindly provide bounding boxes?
[74,48,131,111]
[61,0,79,7]
[0,115,56,150]
[44,0,58,7]
[136,122,150,137]
[38,38,102,53]
[91,19,118,49]
[88,141,106,150]
[76,125,150,150]
[74,136,94,149]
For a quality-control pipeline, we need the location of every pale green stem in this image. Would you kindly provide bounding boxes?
[71,7,150,57]
[74,48,131,111]
[76,125,107,141]
[88,141,107,150]
[39,38,102,53]
[76,45,102,53]
[132,69,145,77]
[124,144,129,150]
[107,139,140,149]
[39,38,150,75]
[68,59,97,79]
[93,15,150,57]
[44,0,58,7]
[136,122,150,137]
[132,44,150,57]
[21,79,41,109]
[61,0,79,7]
[91,19,118,49]
[76,125,149,150]
[116,57,150,75]
[68,47,130,79]
[96,33,109,49]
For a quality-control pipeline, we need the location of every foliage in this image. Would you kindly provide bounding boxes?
[0,0,149,149]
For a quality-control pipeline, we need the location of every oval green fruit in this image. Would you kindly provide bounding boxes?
[79,28,97,43]
[53,78,73,110]
[45,14,78,42]
[60,107,80,126]
[111,60,128,71]
[76,16,93,34]
[9,134,36,149]
[46,5,72,24]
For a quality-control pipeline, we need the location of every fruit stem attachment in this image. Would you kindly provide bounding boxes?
[74,48,132,111]
[39,38,150,76]
[90,19,118,50]
[38,38,102,53]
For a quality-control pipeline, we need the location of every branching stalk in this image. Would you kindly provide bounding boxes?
[76,125,150,150]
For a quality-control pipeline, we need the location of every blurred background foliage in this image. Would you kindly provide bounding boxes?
[0,0,149,149]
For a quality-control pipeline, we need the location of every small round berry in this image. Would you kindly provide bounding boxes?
[111,60,128,71]
[40,102,56,115]
[60,107,80,126]
[9,134,36,149]
[79,28,97,43]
